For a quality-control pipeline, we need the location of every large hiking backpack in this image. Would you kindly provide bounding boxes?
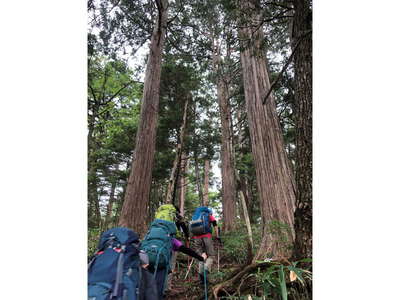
[140,219,177,272]
[189,206,212,236]
[88,227,142,300]
[154,204,177,223]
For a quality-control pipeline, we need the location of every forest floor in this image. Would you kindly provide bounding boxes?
[164,256,313,300]
[165,257,233,300]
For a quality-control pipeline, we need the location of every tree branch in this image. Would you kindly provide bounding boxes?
[89,84,97,103]
[107,80,136,103]
[264,1,293,10]
[167,0,184,25]
[97,80,142,116]
[100,68,109,104]
[262,30,311,105]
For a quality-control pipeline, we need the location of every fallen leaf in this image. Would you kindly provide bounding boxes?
[290,270,297,282]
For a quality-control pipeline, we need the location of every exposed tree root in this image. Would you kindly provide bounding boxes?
[212,262,268,298]
[212,259,291,299]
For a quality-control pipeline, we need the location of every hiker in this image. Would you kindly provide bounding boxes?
[189,206,220,285]
[157,237,206,298]
[153,204,189,288]
[154,203,189,240]
[88,227,159,300]
[167,205,190,291]
[175,207,190,240]
[152,203,189,284]
[141,218,206,299]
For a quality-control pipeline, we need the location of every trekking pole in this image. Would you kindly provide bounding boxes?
[217,227,221,272]
[186,238,190,267]
[217,244,220,272]
[204,266,208,300]
[184,258,194,280]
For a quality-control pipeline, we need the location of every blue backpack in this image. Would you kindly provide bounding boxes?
[189,206,212,236]
[88,227,142,300]
[140,219,177,274]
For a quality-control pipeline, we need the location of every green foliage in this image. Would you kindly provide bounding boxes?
[208,191,222,214]
[265,220,294,257]
[209,270,228,282]
[220,297,268,300]
[221,225,262,265]
[89,0,153,57]
[88,227,102,258]
[253,261,312,300]
[279,265,288,300]
[151,59,203,184]
[183,181,203,216]
[88,53,142,229]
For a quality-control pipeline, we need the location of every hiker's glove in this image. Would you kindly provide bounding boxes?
[216,237,222,244]
[201,253,207,261]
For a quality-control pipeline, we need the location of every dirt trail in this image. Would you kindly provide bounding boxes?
[164,261,208,300]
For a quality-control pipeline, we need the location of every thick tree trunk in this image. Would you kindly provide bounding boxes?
[149,181,160,221]
[165,98,189,204]
[119,0,169,236]
[217,78,237,232]
[292,0,312,260]
[238,0,296,259]
[212,47,237,232]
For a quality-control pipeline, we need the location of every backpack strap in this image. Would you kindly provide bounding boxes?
[87,255,97,271]
[137,265,142,299]
[111,245,126,298]
[152,245,166,279]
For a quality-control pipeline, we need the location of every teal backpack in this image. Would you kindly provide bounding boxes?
[140,219,177,273]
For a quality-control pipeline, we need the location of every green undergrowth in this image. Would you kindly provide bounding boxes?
[88,227,102,258]
[252,259,312,300]
[220,224,262,264]
[210,259,312,300]
[208,225,312,300]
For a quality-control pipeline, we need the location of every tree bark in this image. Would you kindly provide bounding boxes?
[103,179,117,231]
[232,108,254,255]
[179,152,188,216]
[119,0,169,236]
[203,159,210,206]
[236,170,254,249]
[88,164,100,228]
[237,106,256,224]
[88,114,101,228]
[194,152,204,205]
[212,43,237,232]
[238,0,296,259]
[292,0,312,260]
[165,97,189,204]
